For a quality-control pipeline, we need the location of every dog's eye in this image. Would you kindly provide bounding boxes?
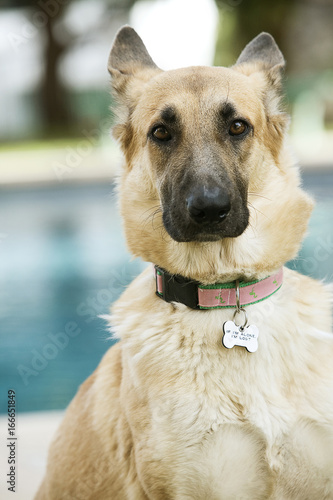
[151,126,172,142]
[229,120,248,136]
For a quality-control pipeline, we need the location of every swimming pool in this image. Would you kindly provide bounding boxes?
[0,170,332,413]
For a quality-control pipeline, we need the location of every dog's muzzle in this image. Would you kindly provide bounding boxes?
[160,169,249,242]
[186,185,231,225]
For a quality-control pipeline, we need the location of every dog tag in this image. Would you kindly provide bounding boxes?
[222,320,259,353]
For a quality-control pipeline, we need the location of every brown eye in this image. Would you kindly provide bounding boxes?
[229,120,248,136]
[152,126,172,142]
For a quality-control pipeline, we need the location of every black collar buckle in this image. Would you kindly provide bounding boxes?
[155,265,200,310]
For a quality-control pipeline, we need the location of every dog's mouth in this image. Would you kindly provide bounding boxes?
[162,211,249,243]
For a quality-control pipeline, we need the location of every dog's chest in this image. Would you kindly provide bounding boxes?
[126,306,295,446]
[148,336,290,439]
[125,319,290,498]
[117,282,333,498]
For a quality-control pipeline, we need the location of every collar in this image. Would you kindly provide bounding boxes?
[154,265,283,310]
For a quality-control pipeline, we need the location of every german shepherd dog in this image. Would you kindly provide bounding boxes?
[36,27,333,499]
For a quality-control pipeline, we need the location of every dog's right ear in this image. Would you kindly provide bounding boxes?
[108,27,161,153]
[108,26,161,97]
[108,26,159,76]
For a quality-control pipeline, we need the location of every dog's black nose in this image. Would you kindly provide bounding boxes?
[186,186,231,224]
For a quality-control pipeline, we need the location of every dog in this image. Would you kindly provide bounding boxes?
[35,27,333,499]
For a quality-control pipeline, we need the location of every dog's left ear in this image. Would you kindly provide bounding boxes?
[235,33,288,155]
[234,32,285,103]
[236,32,284,70]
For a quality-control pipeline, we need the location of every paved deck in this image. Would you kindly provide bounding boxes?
[0,411,64,500]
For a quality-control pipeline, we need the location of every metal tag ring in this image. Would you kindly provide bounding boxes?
[232,307,248,331]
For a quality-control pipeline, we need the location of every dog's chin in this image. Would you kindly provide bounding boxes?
[163,217,249,243]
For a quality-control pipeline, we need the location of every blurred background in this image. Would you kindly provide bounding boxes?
[0,0,332,497]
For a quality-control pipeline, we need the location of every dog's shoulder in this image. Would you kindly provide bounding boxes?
[287,267,333,332]
[38,342,144,499]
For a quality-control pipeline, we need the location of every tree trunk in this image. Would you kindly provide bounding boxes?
[40,2,69,136]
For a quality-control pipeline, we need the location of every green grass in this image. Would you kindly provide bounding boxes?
[0,138,89,153]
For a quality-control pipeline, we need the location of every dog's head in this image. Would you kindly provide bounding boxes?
[108,27,313,281]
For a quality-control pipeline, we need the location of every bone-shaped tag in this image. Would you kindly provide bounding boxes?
[222,320,259,353]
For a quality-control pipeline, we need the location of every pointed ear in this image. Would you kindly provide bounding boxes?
[235,32,285,91]
[107,27,161,154]
[108,26,161,119]
[236,32,285,70]
[108,26,159,76]
[235,34,288,161]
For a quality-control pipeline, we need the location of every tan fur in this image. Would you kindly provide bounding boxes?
[35,29,333,499]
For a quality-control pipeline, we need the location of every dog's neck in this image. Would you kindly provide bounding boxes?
[121,157,313,285]
[154,265,283,310]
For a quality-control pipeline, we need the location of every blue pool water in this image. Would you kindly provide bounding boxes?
[0,171,332,413]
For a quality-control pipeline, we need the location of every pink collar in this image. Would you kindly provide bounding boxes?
[155,266,283,310]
